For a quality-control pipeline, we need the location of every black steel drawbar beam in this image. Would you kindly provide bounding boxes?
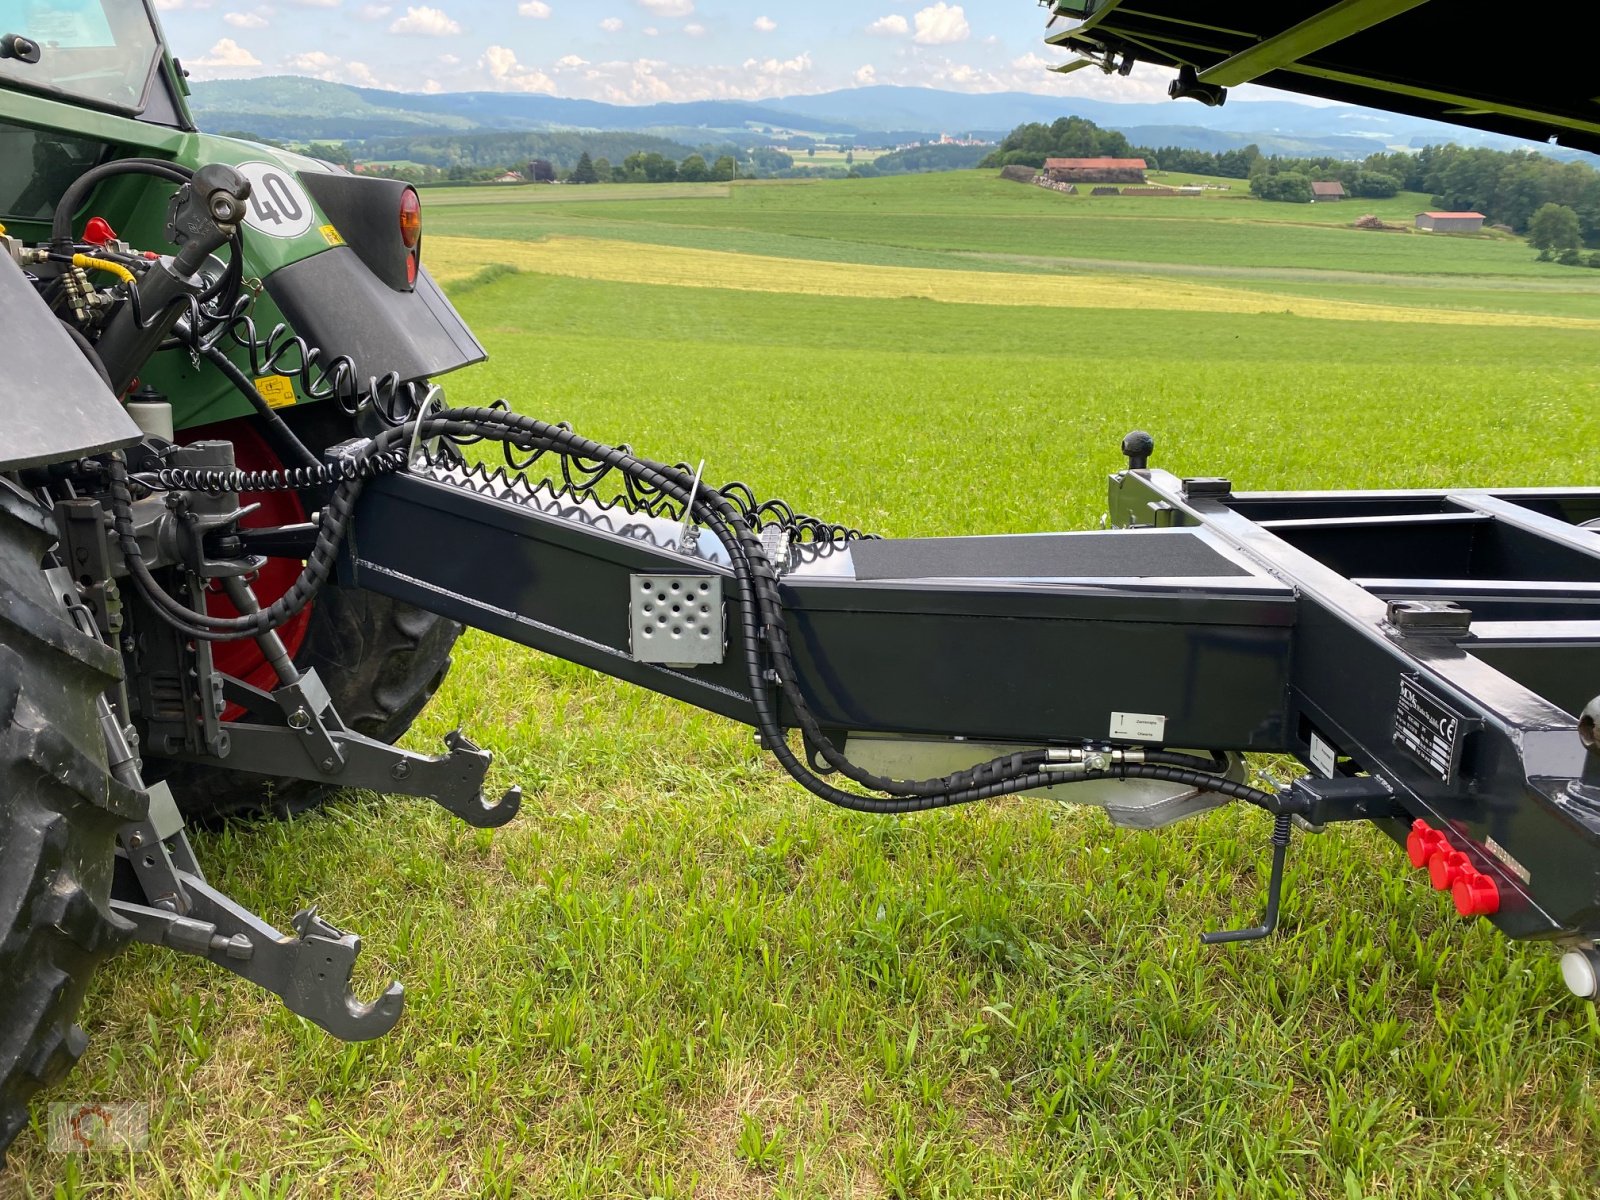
[339,459,1600,945]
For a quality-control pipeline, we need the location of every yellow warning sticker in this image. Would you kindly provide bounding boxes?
[255,375,297,410]
[319,224,345,247]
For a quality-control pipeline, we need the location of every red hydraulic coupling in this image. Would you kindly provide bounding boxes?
[1406,819,1448,868]
[1452,870,1500,918]
[1428,848,1470,891]
[1406,819,1501,919]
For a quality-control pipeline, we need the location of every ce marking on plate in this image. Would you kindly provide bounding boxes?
[236,162,315,240]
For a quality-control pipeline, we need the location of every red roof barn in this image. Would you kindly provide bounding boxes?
[1044,157,1148,184]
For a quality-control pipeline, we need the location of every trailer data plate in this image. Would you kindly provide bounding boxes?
[1394,677,1466,784]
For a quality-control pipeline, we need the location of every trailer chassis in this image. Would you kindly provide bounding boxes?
[103,429,1600,1028]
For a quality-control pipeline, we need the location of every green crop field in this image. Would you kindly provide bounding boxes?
[13,171,1600,1199]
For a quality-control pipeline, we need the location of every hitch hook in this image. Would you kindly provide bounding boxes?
[437,730,523,828]
[114,872,404,1041]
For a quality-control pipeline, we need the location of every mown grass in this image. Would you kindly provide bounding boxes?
[424,236,1600,330]
[426,172,1600,281]
[10,171,1600,1199]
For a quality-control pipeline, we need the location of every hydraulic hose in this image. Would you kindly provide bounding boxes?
[109,407,1283,817]
[52,158,193,246]
[196,343,320,470]
[58,319,114,394]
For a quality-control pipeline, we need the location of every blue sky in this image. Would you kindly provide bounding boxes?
[157,0,1263,105]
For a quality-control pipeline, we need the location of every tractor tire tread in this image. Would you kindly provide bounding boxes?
[0,500,131,1161]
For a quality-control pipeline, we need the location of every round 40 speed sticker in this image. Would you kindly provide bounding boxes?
[235,161,316,239]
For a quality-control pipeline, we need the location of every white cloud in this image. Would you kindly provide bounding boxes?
[642,25,659,35]
[405,21,1193,105]
[340,60,382,85]
[282,48,383,84]
[741,51,811,85]
[855,49,1170,102]
[192,37,261,67]
[599,16,622,31]
[389,5,459,34]
[482,44,555,92]
[284,0,338,8]
[524,51,816,104]
[684,22,705,36]
[285,49,338,71]
[867,14,907,36]
[913,3,968,45]
[355,2,390,16]
[636,0,691,15]
[752,15,775,32]
[223,9,268,27]
[517,0,550,15]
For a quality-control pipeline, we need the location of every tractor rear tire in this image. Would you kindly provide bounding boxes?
[163,586,461,823]
[0,491,137,1160]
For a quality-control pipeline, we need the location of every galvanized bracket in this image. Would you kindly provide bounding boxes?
[630,573,725,667]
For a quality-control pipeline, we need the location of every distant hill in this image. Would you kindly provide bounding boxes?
[189,77,863,142]
[359,130,702,172]
[192,77,479,140]
[188,78,1593,161]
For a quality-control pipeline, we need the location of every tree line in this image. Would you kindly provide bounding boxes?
[333,131,804,183]
[1245,143,1600,248]
[860,144,990,176]
[980,117,1600,252]
[978,117,1138,169]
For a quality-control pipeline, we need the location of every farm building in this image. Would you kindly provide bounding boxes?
[1045,157,1148,184]
[1416,211,1485,233]
[1310,181,1347,200]
[1090,186,1121,197]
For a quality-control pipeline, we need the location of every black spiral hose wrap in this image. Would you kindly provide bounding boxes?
[109,407,1281,817]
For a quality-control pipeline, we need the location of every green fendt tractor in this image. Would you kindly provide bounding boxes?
[0,0,481,1150]
[6,0,1600,1164]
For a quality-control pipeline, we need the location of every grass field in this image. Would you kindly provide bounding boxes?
[11,170,1600,1199]
[424,172,1600,281]
[423,183,735,205]
[790,149,884,169]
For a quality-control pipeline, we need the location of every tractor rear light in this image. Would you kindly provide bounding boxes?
[406,250,419,286]
[1452,869,1500,918]
[399,188,422,249]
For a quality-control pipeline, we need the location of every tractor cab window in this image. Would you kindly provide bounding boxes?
[0,0,163,113]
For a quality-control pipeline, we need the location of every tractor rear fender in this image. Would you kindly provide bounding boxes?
[264,250,485,390]
[0,254,140,472]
